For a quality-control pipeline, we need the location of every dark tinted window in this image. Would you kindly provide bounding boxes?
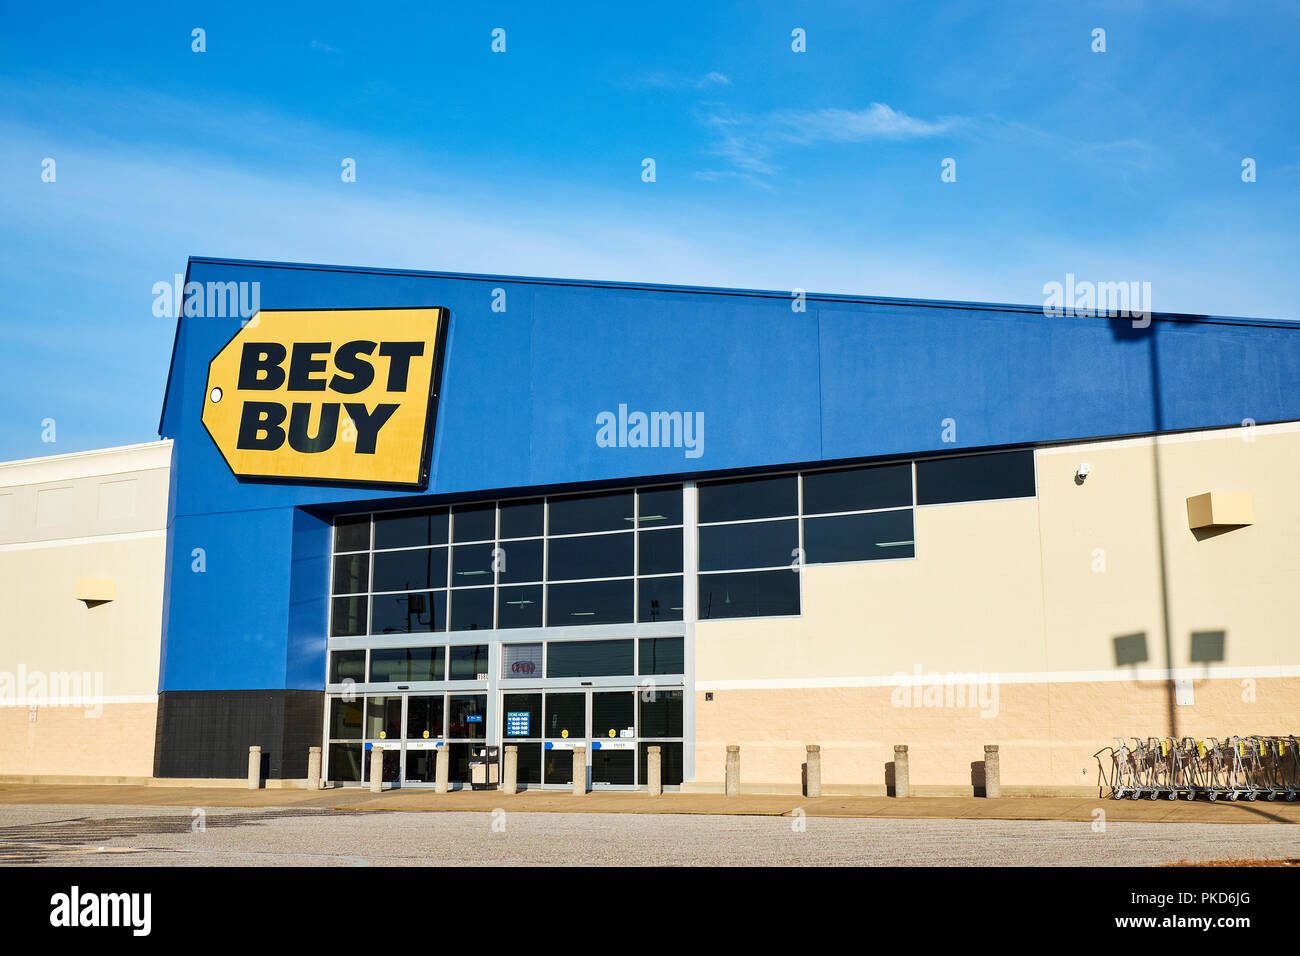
[497,538,543,584]
[639,689,684,737]
[638,528,682,575]
[449,645,489,681]
[448,694,487,736]
[546,580,634,626]
[549,491,635,535]
[330,596,367,636]
[329,698,363,739]
[332,553,368,594]
[370,590,444,634]
[547,640,635,678]
[803,510,915,564]
[499,498,544,539]
[451,543,495,585]
[547,533,634,580]
[329,650,366,684]
[698,518,798,571]
[698,474,797,523]
[639,638,684,675]
[638,486,683,526]
[451,503,496,542]
[372,547,445,592]
[334,515,370,552]
[545,693,586,739]
[373,509,447,549]
[698,570,799,619]
[449,587,493,630]
[329,743,363,781]
[370,647,443,682]
[803,463,911,514]
[497,585,543,629]
[916,450,1036,505]
[406,696,444,739]
[638,576,683,623]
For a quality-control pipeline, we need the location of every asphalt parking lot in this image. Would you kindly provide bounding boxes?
[0,804,1296,866]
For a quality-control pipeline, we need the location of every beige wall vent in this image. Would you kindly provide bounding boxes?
[75,577,116,604]
[1186,491,1254,530]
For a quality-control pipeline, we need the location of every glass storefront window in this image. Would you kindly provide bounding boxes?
[544,693,585,739]
[328,742,363,782]
[448,694,487,738]
[449,645,489,680]
[330,596,367,637]
[406,695,445,739]
[546,580,634,626]
[637,576,683,623]
[332,553,368,594]
[499,498,543,539]
[449,588,493,630]
[639,689,684,738]
[365,696,402,741]
[369,647,444,683]
[329,650,366,684]
[546,639,634,678]
[370,590,444,634]
[451,503,496,543]
[548,490,635,535]
[638,638,684,676]
[374,508,447,549]
[329,698,363,739]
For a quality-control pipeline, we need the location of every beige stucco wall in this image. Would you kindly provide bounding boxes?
[693,422,1300,793]
[0,440,171,777]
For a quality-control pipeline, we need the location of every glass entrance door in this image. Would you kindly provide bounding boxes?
[362,695,403,787]
[589,691,636,787]
[402,694,445,784]
[542,692,586,786]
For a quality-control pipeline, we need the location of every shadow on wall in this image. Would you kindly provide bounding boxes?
[970,760,987,797]
[884,760,897,797]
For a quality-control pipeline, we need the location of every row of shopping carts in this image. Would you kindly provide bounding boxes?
[1095,736,1300,802]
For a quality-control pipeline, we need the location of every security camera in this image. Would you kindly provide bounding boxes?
[1075,463,1090,482]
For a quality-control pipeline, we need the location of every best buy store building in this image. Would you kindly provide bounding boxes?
[52,257,1300,794]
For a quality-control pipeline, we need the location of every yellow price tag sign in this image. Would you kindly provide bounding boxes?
[202,307,447,487]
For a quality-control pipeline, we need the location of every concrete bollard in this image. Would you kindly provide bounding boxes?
[503,745,518,795]
[647,745,662,796]
[435,746,450,793]
[725,745,740,796]
[893,744,910,798]
[572,746,587,795]
[984,744,1001,798]
[307,746,322,790]
[247,746,261,790]
[805,744,822,798]
[369,745,383,793]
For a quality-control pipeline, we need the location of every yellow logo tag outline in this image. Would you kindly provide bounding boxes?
[201,307,448,488]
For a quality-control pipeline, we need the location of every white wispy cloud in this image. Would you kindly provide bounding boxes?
[773,103,964,143]
[696,102,967,182]
[636,71,732,90]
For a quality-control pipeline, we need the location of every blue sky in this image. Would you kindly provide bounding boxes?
[1,1,1297,460]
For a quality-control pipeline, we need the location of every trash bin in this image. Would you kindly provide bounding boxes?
[469,746,500,790]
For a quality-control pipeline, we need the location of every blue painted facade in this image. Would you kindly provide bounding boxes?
[157,257,1300,695]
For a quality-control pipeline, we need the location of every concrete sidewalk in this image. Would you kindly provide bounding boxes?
[1,783,1297,824]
